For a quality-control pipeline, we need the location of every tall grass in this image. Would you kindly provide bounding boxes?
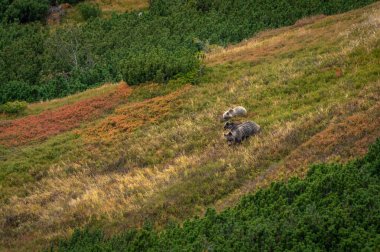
[56,139,380,251]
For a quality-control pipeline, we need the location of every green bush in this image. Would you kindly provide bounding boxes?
[3,0,49,23]
[55,0,83,4]
[0,0,10,20]
[55,139,380,251]
[0,100,27,114]
[78,2,101,20]
[0,81,36,104]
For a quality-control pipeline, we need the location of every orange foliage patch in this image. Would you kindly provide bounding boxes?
[81,85,192,141]
[335,68,343,78]
[0,83,132,147]
[278,103,380,177]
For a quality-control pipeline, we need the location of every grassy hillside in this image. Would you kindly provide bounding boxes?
[1,2,380,251]
[55,139,380,251]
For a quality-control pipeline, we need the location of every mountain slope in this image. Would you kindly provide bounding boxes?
[56,139,380,251]
[1,2,380,251]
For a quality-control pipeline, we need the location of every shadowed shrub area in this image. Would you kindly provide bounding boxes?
[0,0,376,104]
[55,139,380,251]
[77,2,101,20]
[0,0,49,23]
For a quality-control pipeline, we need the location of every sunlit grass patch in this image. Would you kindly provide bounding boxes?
[215,93,380,211]
[0,132,83,202]
[205,3,375,67]
[90,0,149,13]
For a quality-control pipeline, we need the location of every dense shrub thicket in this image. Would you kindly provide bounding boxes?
[0,0,377,103]
[0,0,84,24]
[0,0,49,23]
[55,139,380,251]
[77,2,101,20]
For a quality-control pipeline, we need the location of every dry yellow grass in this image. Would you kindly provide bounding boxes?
[205,4,376,66]
[89,0,148,12]
[215,84,380,211]
[0,105,318,249]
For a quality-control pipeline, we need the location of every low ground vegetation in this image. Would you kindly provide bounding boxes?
[56,139,380,251]
[0,82,131,146]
